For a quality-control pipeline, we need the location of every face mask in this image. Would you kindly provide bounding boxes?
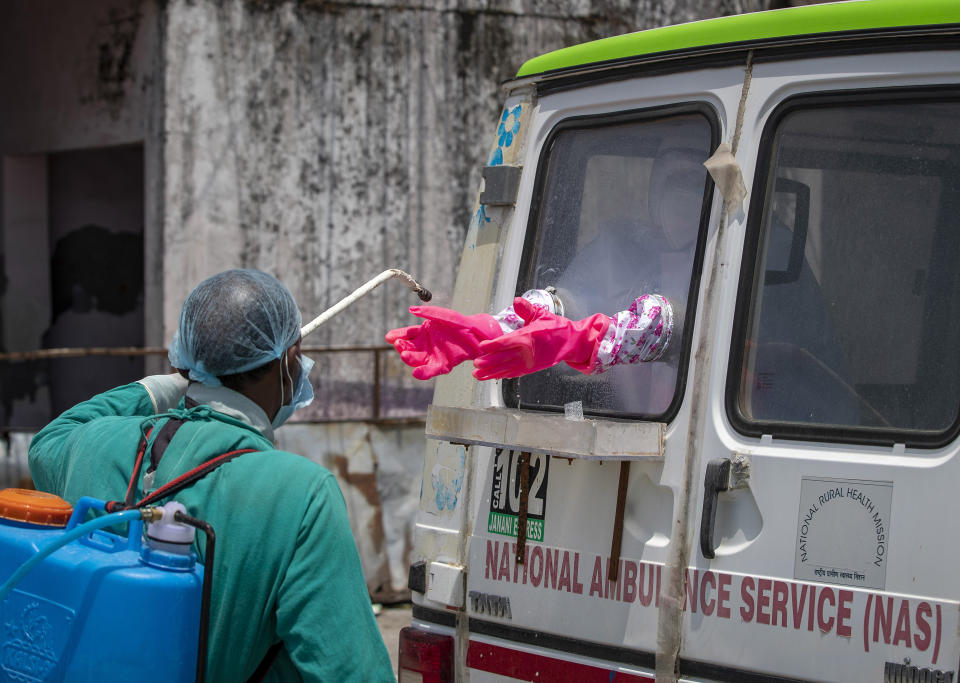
[272,353,315,429]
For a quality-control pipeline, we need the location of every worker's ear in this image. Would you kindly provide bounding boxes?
[286,338,303,366]
[282,342,302,394]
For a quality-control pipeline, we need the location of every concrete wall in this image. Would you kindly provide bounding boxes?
[0,157,51,426]
[155,0,771,599]
[1,0,773,599]
[159,0,769,419]
[0,0,158,154]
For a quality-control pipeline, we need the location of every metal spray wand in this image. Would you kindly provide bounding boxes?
[300,269,432,338]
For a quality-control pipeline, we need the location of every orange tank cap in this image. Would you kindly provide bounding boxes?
[0,488,73,527]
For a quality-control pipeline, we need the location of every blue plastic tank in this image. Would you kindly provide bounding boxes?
[0,490,203,681]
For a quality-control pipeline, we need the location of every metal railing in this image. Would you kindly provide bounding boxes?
[0,345,427,426]
[301,345,421,422]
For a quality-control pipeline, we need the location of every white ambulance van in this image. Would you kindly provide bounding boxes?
[398,2,960,681]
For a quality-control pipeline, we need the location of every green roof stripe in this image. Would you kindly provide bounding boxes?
[517,0,960,78]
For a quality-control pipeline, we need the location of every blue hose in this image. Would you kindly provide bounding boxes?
[0,509,143,603]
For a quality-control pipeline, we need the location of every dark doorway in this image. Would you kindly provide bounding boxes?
[0,144,144,427]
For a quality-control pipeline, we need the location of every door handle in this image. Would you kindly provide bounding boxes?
[700,458,732,559]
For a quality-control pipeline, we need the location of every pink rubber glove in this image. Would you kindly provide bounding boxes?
[472,298,612,380]
[386,306,504,380]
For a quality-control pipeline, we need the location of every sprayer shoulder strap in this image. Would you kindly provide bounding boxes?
[143,422,281,683]
[136,446,260,509]
[149,416,185,473]
[111,416,260,512]
[246,642,284,683]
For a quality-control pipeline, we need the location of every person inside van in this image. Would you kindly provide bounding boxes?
[387,139,703,384]
[534,141,706,410]
[29,269,394,682]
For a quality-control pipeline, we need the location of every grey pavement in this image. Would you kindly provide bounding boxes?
[376,603,412,678]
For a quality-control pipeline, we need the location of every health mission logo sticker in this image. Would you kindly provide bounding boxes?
[794,476,893,590]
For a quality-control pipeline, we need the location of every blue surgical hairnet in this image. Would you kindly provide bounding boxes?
[168,269,302,386]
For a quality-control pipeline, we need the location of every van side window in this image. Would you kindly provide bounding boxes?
[731,94,960,445]
[508,110,715,420]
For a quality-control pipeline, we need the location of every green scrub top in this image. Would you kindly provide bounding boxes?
[29,378,395,682]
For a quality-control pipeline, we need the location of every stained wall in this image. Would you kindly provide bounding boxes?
[0,0,772,598]
[159,0,768,421]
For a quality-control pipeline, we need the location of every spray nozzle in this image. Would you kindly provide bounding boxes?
[300,269,432,338]
[140,507,164,523]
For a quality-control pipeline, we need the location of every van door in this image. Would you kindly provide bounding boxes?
[684,53,960,682]
[458,67,735,680]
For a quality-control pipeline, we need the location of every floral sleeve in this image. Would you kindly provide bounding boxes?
[592,294,673,374]
[492,289,559,334]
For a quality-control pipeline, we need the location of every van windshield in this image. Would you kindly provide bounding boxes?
[733,95,960,443]
[507,111,714,419]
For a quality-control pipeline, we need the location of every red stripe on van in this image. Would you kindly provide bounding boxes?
[466,640,655,682]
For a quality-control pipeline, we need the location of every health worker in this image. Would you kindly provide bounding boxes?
[29,269,394,682]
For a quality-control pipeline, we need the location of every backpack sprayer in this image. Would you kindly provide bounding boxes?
[0,269,431,682]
